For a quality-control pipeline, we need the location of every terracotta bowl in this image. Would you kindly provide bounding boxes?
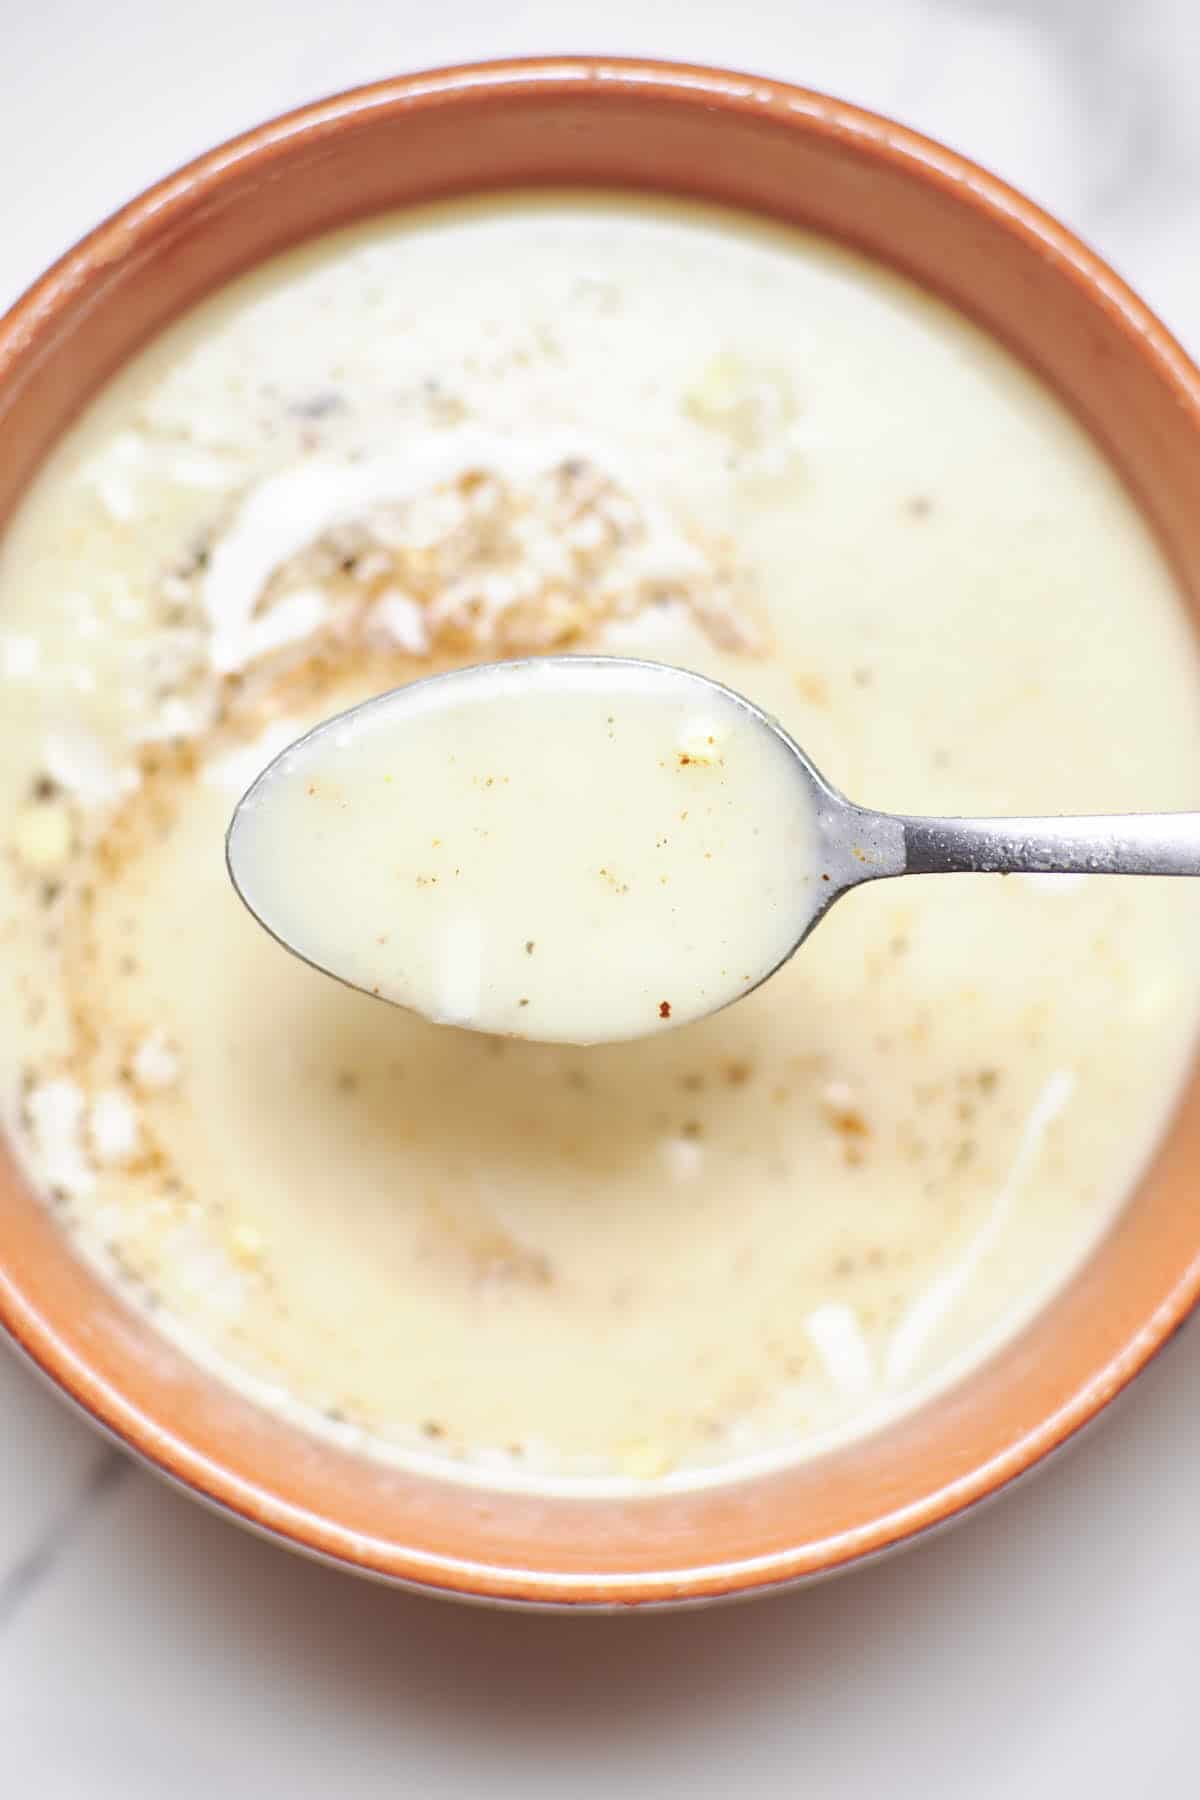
[2,58,1200,1609]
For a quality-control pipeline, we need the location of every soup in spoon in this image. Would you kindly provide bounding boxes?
[228,658,819,1043]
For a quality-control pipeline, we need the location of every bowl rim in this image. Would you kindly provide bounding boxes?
[3,54,1200,1609]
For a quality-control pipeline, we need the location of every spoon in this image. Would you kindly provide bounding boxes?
[227,655,1200,1046]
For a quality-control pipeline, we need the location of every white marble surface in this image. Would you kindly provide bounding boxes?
[3,1,1199,1790]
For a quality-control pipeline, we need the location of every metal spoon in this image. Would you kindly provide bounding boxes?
[227,655,1200,1042]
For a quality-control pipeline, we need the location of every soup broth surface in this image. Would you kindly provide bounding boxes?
[2,195,1198,1489]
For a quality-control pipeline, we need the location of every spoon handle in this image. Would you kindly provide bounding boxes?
[897,812,1200,878]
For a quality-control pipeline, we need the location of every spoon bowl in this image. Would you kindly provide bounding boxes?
[227,656,823,1044]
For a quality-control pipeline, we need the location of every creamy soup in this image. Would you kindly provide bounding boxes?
[1,195,1199,1490]
[229,657,817,1043]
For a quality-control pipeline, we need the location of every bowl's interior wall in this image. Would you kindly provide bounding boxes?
[1,67,1199,1601]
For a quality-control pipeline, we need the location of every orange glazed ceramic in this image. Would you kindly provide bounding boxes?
[2,60,1200,1608]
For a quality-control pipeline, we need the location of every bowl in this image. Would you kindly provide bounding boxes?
[2,58,1200,1609]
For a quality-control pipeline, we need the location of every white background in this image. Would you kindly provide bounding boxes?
[2,2,1198,1791]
